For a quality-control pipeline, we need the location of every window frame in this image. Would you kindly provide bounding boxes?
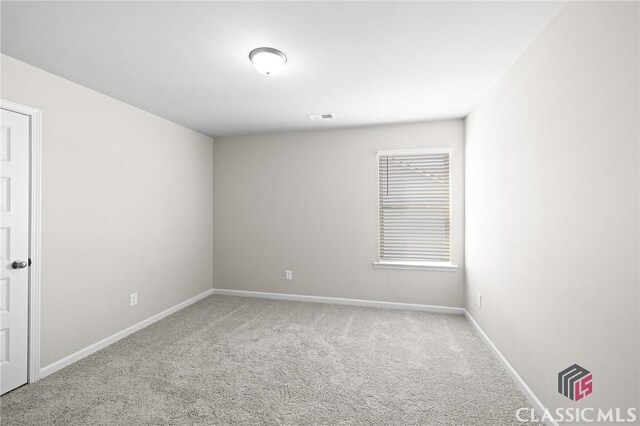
[373,147,459,272]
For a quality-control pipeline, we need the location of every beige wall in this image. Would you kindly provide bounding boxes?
[1,55,214,366]
[465,1,639,416]
[213,120,464,307]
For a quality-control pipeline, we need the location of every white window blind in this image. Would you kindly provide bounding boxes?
[378,150,451,264]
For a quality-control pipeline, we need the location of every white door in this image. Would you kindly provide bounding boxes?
[0,109,30,394]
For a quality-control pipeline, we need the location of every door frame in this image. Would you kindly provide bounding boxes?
[1,99,42,384]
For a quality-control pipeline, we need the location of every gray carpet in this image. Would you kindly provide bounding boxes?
[1,295,539,425]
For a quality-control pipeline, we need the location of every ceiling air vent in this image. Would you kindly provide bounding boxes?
[307,113,335,121]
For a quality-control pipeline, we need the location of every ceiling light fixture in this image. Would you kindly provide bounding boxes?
[249,47,287,76]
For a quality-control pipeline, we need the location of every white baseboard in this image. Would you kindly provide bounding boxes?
[40,289,214,379]
[464,310,557,426]
[212,288,464,315]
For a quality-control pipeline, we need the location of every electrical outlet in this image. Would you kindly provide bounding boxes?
[477,293,482,308]
[285,270,293,280]
[130,292,138,307]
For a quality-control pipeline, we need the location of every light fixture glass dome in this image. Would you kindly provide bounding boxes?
[249,47,287,75]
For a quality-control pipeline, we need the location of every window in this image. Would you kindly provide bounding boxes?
[374,148,457,271]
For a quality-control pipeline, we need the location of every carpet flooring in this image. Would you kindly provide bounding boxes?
[1,295,539,425]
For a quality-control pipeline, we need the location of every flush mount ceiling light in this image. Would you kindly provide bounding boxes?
[249,47,287,75]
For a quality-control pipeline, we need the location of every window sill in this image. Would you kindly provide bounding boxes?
[372,261,459,272]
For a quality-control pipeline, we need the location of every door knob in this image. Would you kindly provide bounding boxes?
[11,260,28,269]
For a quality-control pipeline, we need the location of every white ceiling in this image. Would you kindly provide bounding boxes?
[1,1,565,137]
